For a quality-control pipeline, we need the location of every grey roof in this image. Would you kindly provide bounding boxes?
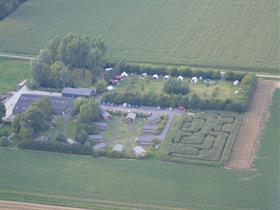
[113,144,124,152]
[13,94,73,115]
[136,136,154,144]
[93,143,107,150]
[126,112,136,120]
[143,124,158,131]
[133,146,146,156]
[36,136,49,142]
[101,111,112,118]
[147,115,161,123]
[95,122,108,128]
[62,87,95,97]
[88,135,104,141]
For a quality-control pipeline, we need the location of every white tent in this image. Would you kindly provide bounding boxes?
[177,75,184,81]
[121,71,128,78]
[106,85,114,91]
[105,67,113,71]
[191,77,198,84]
[142,72,148,78]
[152,74,159,80]
[233,80,239,86]
[163,75,169,80]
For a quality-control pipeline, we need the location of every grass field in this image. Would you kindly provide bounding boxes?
[0,90,279,210]
[159,111,242,166]
[0,59,30,94]
[0,0,278,73]
[114,75,241,101]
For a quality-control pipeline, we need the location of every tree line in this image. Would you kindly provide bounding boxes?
[0,0,25,20]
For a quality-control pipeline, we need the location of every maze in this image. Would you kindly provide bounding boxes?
[162,112,242,166]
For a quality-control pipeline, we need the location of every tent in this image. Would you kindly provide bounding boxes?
[177,75,184,81]
[191,77,198,84]
[152,74,159,80]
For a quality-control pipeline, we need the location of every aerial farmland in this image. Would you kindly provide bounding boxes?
[0,1,279,210]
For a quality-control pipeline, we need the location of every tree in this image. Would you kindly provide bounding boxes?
[0,136,9,147]
[75,129,88,145]
[79,99,101,123]
[0,102,6,123]
[164,79,189,95]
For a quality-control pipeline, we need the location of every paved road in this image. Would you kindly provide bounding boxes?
[3,85,61,120]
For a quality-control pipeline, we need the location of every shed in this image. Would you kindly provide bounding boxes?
[106,86,114,92]
[136,135,154,145]
[62,87,96,98]
[233,80,239,86]
[133,146,146,157]
[126,112,137,122]
[113,144,124,152]
[67,138,77,145]
[163,75,169,81]
[95,122,109,130]
[143,124,159,134]
[93,143,107,151]
[177,75,184,81]
[191,77,198,84]
[152,74,159,80]
[100,111,112,121]
[88,135,104,143]
[146,114,161,124]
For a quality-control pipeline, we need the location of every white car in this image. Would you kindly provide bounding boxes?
[122,103,127,108]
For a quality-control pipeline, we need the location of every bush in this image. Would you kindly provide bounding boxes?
[164,79,189,95]
[0,136,9,147]
[56,133,66,143]
[96,80,107,94]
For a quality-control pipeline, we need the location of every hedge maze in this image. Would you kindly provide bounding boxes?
[162,112,242,166]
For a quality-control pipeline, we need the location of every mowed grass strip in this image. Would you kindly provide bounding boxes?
[0,90,279,210]
[0,59,30,94]
[0,0,278,72]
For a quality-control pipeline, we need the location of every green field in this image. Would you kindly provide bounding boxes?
[0,0,278,73]
[0,90,279,210]
[114,75,241,101]
[0,59,30,94]
[160,111,242,166]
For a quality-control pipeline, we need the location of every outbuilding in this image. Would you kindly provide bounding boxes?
[88,135,104,143]
[143,124,159,134]
[152,74,159,80]
[133,146,146,157]
[136,136,154,145]
[62,87,96,98]
[126,112,137,122]
[95,122,109,130]
[100,111,112,121]
[93,143,107,151]
[146,114,161,124]
[113,144,124,152]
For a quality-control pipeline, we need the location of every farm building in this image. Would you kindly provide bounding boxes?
[152,74,159,80]
[95,122,109,130]
[143,124,159,134]
[13,94,74,115]
[62,87,96,98]
[191,77,198,84]
[100,111,112,121]
[113,144,124,152]
[133,146,146,157]
[36,136,49,142]
[93,143,107,151]
[88,135,104,143]
[126,112,137,122]
[177,75,184,81]
[67,138,77,145]
[136,135,154,145]
[147,114,161,124]
[233,80,240,86]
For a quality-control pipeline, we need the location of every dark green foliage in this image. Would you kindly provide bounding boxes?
[0,0,26,20]
[77,123,97,135]
[18,140,93,155]
[0,136,9,147]
[96,80,107,94]
[163,79,189,95]
[0,101,5,122]
[75,129,88,145]
[56,133,66,143]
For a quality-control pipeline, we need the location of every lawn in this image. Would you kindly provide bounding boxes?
[0,90,279,210]
[0,0,278,73]
[103,115,145,149]
[0,58,30,94]
[114,75,241,101]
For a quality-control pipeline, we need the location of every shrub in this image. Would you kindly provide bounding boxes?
[0,136,9,147]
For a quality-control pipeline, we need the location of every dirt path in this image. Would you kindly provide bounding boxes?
[0,200,86,210]
[226,80,280,170]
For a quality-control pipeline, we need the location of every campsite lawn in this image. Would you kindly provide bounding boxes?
[0,91,279,210]
[114,75,241,101]
[0,0,278,73]
[103,115,145,150]
[0,59,30,94]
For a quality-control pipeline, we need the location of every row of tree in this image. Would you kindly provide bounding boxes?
[0,0,25,20]
[31,34,107,89]
[111,62,246,81]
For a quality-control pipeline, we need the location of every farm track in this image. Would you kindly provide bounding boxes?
[226,80,280,170]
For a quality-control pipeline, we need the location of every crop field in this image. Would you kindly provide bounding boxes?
[114,75,240,101]
[160,112,242,166]
[0,59,30,94]
[0,0,278,73]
